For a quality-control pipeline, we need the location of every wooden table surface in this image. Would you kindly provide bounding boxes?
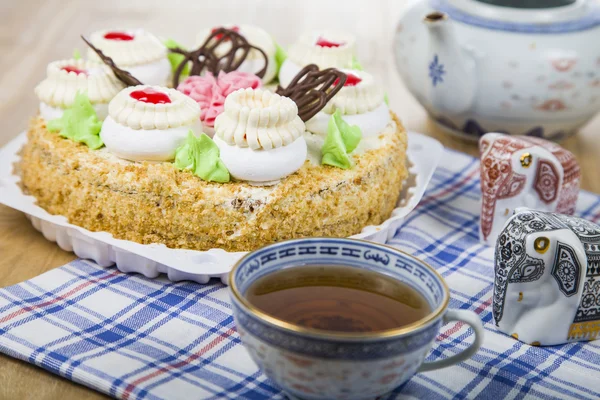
[0,0,599,398]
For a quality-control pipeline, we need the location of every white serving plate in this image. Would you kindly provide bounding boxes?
[0,131,442,285]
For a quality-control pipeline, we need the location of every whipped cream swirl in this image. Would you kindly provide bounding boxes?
[323,69,384,115]
[100,85,202,162]
[87,29,167,66]
[35,59,124,119]
[215,88,305,150]
[87,29,170,85]
[287,31,355,69]
[305,69,391,138]
[108,86,200,130]
[279,31,356,87]
[214,88,307,184]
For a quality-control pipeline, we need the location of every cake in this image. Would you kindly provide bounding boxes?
[18,27,409,253]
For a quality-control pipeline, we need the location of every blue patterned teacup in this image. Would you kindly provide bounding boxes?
[229,238,484,400]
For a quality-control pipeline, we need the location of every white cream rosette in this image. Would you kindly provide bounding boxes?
[323,69,385,115]
[279,31,356,87]
[87,29,170,86]
[213,88,307,184]
[87,29,167,66]
[35,59,124,121]
[287,31,355,69]
[306,69,391,139]
[215,88,305,150]
[100,85,202,162]
[108,86,200,130]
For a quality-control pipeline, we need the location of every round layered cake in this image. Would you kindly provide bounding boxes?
[18,27,409,253]
[19,112,407,252]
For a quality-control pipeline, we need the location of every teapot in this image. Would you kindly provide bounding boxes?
[393,0,600,141]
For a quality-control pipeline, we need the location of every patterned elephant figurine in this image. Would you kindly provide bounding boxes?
[479,133,580,246]
[493,208,600,345]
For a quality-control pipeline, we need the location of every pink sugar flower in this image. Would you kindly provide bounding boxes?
[177,71,262,128]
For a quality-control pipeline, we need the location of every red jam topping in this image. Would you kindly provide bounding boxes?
[130,88,171,104]
[316,37,344,48]
[334,73,362,87]
[211,26,240,40]
[61,66,88,75]
[104,31,135,41]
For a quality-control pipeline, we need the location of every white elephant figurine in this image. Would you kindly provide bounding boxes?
[493,208,600,346]
[479,133,580,246]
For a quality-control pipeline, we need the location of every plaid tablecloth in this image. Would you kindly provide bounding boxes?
[1,148,599,400]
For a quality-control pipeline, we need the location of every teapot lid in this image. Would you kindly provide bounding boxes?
[431,0,600,33]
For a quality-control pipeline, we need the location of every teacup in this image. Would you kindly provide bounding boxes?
[229,238,484,400]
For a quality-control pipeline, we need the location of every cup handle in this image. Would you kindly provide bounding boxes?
[418,309,484,372]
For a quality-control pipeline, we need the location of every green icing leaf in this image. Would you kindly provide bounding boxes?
[173,135,195,171]
[164,38,190,79]
[46,92,104,149]
[73,48,81,60]
[174,131,230,183]
[384,92,389,105]
[351,55,363,71]
[274,40,287,75]
[321,110,362,169]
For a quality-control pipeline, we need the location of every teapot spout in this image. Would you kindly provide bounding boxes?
[424,12,476,115]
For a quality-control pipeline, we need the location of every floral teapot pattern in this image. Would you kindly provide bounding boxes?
[393,0,600,140]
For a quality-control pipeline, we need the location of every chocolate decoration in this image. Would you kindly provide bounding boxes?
[171,28,268,88]
[276,64,347,122]
[81,36,143,87]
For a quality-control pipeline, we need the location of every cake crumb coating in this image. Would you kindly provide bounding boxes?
[19,113,408,252]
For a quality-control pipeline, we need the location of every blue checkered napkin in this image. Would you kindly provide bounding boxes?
[0,148,599,400]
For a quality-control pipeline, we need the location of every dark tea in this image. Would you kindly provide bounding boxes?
[245,265,431,333]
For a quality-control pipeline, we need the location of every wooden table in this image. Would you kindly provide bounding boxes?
[0,0,599,398]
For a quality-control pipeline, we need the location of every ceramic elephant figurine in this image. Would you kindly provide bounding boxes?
[493,208,600,346]
[479,133,580,246]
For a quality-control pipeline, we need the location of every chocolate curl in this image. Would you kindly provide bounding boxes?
[81,36,143,86]
[276,64,347,122]
[171,28,268,88]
